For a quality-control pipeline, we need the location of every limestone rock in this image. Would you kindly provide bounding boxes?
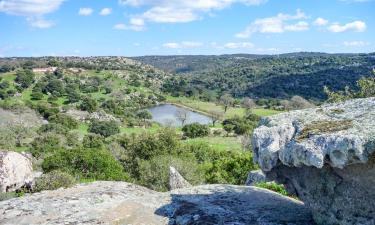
[245,169,267,186]
[0,181,315,225]
[252,97,375,225]
[0,151,34,193]
[169,166,191,190]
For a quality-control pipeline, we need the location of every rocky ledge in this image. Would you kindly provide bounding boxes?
[0,181,314,225]
[252,97,375,225]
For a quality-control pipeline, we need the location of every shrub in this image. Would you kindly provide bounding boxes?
[88,120,120,137]
[42,148,129,181]
[83,133,105,149]
[15,69,35,90]
[48,114,79,130]
[204,151,256,185]
[33,171,76,192]
[79,96,98,113]
[137,155,204,192]
[182,123,209,138]
[38,123,69,135]
[30,133,63,158]
[255,182,289,196]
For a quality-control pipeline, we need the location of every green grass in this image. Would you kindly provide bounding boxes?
[166,96,281,118]
[120,123,162,135]
[183,136,243,152]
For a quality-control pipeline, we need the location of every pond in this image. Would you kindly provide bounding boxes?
[148,104,212,127]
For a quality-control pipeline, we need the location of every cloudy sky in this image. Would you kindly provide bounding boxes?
[0,0,374,56]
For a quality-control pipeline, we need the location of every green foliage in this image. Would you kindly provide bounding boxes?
[42,148,129,181]
[34,102,59,119]
[15,69,35,90]
[223,113,260,135]
[203,151,256,185]
[182,123,209,138]
[38,123,69,135]
[48,114,78,130]
[255,182,289,196]
[30,133,63,158]
[324,71,375,102]
[83,133,105,149]
[33,170,76,192]
[88,120,120,137]
[136,110,152,123]
[137,155,204,192]
[79,96,98,113]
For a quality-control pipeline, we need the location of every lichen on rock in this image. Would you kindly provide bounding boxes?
[252,97,375,225]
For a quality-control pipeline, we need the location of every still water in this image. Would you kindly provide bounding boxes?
[148,104,212,127]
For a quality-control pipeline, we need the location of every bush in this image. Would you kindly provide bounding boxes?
[204,151,256,185]
[83,133,104,149]
[138,155,204,192]
[33,171,76,192]
[255,182,289,196]
[182,123,209,138]
[15,69,35,90]
[30,133,63,158]
[79,96,98,113]
[38,123,69,135]
[88,120,120,137]
[42,148,129,181]
[48,114,79,130]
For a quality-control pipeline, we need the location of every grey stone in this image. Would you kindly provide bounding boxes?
[245,170,267,186]
[0,151,34,193]
[252,97,375,225]
[0,181,315,225]
[169,166,191,190]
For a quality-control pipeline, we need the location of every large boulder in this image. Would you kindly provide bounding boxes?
[0,151,34,193]
[252,97,375,225]
[245,169,267,186]
[168,166,191,190]
[0,181,315,225]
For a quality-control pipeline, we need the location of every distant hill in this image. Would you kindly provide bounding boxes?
[133,53,375,100]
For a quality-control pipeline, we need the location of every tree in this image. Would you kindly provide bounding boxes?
[79,96,98,113]
[219,94,234,113]
[175,108,189,126]
[15,69,35,90]
[242,97,256,111]
[289,95,314,109]
[88,120,120,137]
[182,123,209,138]
[137,110,152,125]
[209,110,224,126]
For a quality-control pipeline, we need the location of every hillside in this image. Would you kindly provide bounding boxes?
[134,53,375,100]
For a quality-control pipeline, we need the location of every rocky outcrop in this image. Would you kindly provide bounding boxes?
[252,97,375,225]
[0,181,315,225]
[0,151,34,193]
[245,169,267,186]
[169,166,191,190]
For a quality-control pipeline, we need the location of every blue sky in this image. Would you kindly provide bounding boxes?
[0,0,374,56]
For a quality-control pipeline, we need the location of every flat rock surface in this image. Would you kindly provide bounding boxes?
[0,181,315,225]
[252,97,375,171]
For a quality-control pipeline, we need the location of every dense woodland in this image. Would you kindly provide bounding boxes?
[135,53,375,101]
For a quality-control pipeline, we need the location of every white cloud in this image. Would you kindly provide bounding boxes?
[328,20,366,32]
[0,0,65,16]
[113,23,144,31]
[78,8,93,16]
[313,17,328,26]
[27,17,54,28]
[99,8,112,16]
[0,0,65,28]
[163,41,203,49]
[284,21,309,31]
[119,0,267,30]
[343,41,370,47]
[224,42,254,49]
[236,9,308,38]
